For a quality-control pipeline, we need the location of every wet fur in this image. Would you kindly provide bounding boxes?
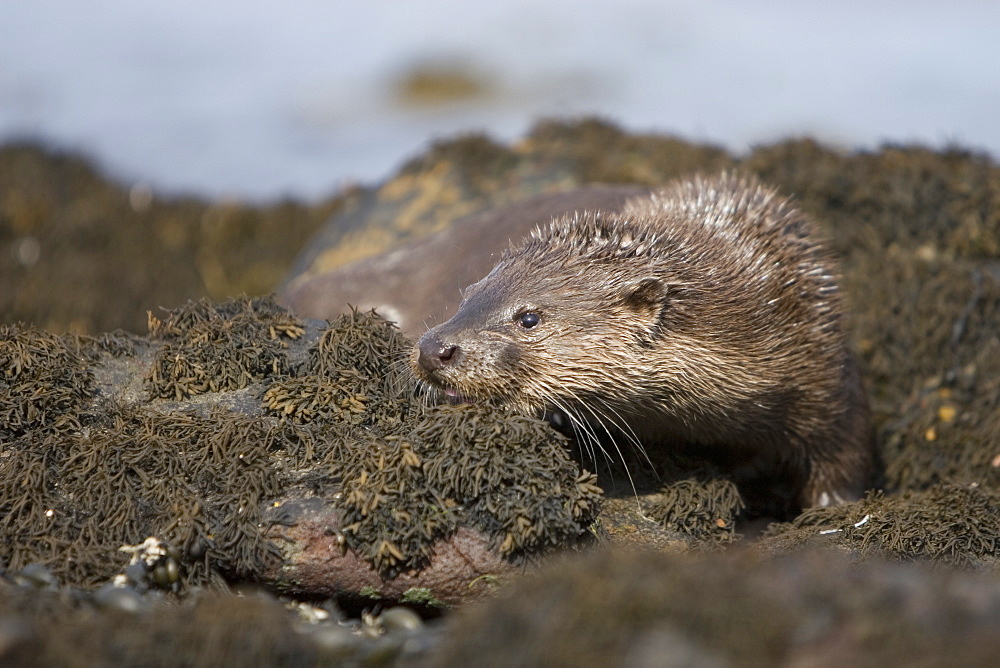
[413,173,876,514]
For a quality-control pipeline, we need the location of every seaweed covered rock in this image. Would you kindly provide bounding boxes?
[759,484,1000,568]
[0,574,439,666]
[0,404,299,588]
[0,297,604,605]
[0,142,342,334]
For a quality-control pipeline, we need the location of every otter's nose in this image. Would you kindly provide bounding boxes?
[416,333,460,372]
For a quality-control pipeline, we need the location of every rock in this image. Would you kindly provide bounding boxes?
[262,497,522,607]
[428,548,1000,666]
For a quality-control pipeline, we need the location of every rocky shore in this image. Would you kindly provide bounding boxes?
[2,119,999,665]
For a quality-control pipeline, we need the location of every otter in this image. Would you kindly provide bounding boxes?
[412,173,875,514]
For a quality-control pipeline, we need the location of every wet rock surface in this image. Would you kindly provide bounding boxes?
[2,119,1000,664]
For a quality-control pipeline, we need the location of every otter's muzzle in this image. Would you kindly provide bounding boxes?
[416,332,460,372]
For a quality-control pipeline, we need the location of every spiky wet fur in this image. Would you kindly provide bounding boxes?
[413,173,875,513]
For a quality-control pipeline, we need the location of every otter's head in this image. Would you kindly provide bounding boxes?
[412,212,685,416]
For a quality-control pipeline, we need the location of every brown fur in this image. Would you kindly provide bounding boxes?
[413,173,876,513]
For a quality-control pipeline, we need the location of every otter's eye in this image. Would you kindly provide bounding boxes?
[516,312,540,329]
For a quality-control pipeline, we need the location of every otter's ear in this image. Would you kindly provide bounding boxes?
[620,278,669,343]
[621,278,668,312]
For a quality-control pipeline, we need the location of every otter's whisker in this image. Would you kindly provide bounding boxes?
[546,395,603,467]
[555,390,642,502]
[588,396,654,470]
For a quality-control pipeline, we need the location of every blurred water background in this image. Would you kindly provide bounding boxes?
[1,0,997,201]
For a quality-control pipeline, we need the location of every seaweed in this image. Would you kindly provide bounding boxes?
[338,432,461,575]
[145,296,304,400]
[0,324,94,439]
[414,405,602,557]
[301,307,409,386]
[429,548,1000,667]
[0,403,315,587]
[767,484,1000,567]
[264,372,371,426]
[647,477,745,546]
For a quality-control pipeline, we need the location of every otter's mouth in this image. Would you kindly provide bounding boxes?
[442,387,467,404]
[424,383,475,406]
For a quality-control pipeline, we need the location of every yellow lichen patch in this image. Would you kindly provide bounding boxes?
[938,405,958,423]
[379,162,450,203]
[390,166,464,234]
[312,226,397,273]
